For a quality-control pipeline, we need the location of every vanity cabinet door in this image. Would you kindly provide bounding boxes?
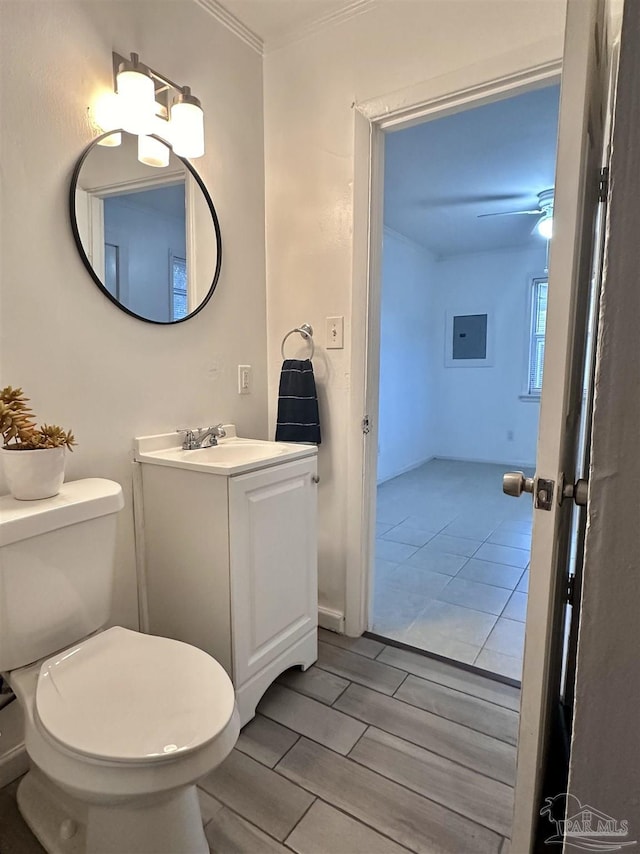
[228,457,318,686]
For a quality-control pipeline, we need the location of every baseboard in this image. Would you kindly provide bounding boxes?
[318,607,345,633]
[432,455,536,470]
[0,700,28,788]
[377,455,435,485]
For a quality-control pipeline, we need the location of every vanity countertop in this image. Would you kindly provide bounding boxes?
[134,426,317,477]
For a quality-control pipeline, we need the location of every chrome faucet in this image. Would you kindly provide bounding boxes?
[177,424,226,450]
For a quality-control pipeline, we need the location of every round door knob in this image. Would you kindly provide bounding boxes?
[503,471,535,498]
[562,477,589,507]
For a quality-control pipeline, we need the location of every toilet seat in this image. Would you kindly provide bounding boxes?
[35,626,235,764]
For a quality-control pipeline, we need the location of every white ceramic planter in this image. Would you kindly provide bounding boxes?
[0,446,66,500]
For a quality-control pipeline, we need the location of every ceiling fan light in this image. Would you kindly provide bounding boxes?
[537,215,553,240]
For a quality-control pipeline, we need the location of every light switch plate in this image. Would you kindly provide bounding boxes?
[326,316,344,349]
[238,365,252,394]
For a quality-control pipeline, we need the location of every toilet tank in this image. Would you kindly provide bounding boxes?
[0,478,124,671]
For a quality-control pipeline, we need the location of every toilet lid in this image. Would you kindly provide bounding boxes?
[35,627,236,763]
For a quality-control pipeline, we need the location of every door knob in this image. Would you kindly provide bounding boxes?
[503,471,535,498]
[561,477,588,507]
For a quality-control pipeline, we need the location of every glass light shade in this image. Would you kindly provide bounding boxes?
[171,100,205,158]
[116,68,156,135]
[138,134,170,168]
[94,92,122,146]
[98,132,122,148]
[537,215,553,240]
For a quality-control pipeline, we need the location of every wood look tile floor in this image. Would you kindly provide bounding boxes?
[0,628,519,854]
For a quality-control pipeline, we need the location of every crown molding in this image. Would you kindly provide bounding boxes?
[266,0,378,53]
[194,0,264,55]
[195,0,378,57]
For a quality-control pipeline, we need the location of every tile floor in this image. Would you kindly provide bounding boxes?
[0,629,519,854]
[374,459,534,680]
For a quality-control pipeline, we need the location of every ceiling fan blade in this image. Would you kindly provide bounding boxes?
[410,193,529,208]
[477,209,541,219]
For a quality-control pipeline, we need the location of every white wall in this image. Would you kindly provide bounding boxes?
[431,245,546,467]
[0,0,267,629]
[377,228,437,483]
[378,240,545,482]
[264,0,566,621]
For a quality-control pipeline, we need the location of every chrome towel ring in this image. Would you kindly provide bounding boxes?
[281,323,314,360]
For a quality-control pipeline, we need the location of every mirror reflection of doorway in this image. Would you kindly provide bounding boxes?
[102,185,187,321]
[371,84,560,682]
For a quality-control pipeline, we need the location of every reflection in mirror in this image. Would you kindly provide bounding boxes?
[71,131,221,324]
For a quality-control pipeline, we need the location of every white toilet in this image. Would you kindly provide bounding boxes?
[0,478,240,854]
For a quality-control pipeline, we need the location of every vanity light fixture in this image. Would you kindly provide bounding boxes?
[138,134,170,168]
[94,51,205,165]
[171,87,205,159]
[115,53,156,136]
[94,93,122,147]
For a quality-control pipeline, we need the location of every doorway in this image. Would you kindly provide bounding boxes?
[369,84,561,680]
[346,3,613,845]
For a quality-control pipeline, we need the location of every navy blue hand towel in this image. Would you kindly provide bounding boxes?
[275,359,321,445]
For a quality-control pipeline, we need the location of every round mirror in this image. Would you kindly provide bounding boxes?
[70,131,222,324]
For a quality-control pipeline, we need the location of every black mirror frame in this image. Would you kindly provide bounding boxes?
[69,130,223,325]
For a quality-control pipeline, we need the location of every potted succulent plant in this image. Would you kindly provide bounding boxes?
[0,386,76,500]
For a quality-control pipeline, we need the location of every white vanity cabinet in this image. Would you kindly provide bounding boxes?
[228,461,317,691]
[135,435,318,726]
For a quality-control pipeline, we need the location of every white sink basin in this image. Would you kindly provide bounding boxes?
[181,442,289,465]
[134,429,317,476]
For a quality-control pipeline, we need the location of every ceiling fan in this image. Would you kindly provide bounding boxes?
[478,188,554,239]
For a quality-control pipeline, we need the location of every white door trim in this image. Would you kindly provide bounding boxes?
[82,171,184,198]
[346,56,562,638]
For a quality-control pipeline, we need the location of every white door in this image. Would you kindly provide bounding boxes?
[510,0,611,848]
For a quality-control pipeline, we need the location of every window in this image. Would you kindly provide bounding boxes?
[527,277,548,396]
[171,256,188,321]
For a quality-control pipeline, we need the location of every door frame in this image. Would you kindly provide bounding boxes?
[345,57,563,638]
